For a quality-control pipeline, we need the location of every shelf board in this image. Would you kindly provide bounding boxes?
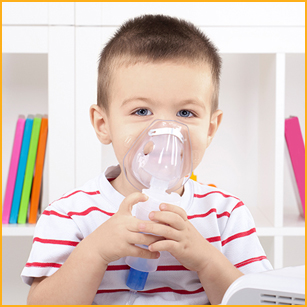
[242,206,305,237]
[2,224,36,236]
[256,226,305,237]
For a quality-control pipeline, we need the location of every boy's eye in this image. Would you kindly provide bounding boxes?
[134,109,152,116]
[177,110,194,118]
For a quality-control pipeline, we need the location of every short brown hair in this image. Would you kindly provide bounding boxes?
[97,14,221,113]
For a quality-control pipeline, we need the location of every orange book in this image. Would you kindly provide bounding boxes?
[28,117,48,224]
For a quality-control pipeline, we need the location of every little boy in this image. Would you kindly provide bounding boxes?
[22,15,272,305]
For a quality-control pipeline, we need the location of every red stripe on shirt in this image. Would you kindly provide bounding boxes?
[25,262,62,268]
[188,208,217,220]
[157,265,189,271]
[222,228,256,246]
[42,210,71,219]
[107,177,116,182]
[188,202,243,220]
[231,201,244,212]
[97,289,130,294]
[206,236,221,243]
[50,190,101,205]
[68,207,114,217]
[97,287,204,295]
[106,265,189,271]
[216,211,230,218]
[33,237,79,247]
[107,265,130,271]
[143,286,204,295]
[235,255,267,268]
[194,191,240,200]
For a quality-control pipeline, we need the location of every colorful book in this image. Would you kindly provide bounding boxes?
[18,116,42,224]
[9,116,34,224]
[285,116,305,217]
[28,116,48,224]
[2,116,26,224]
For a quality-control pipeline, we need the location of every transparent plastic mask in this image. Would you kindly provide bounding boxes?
[123,120,193,192]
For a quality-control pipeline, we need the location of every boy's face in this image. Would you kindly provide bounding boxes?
[91,60,222,195]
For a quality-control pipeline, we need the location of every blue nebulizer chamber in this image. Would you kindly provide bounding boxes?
[123,119,192,291]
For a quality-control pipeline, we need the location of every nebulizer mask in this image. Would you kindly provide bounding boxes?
[124,119,192,292]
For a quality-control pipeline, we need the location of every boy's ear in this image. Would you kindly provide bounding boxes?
[207,109,223,147]
[89,104,112,144]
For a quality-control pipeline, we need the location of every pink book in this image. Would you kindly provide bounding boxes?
[2,116,26,223]
[285,116,305,217]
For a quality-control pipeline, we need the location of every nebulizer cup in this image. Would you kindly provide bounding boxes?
[124,119,192,291]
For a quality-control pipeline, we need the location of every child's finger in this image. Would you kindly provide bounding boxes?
[159,203,188,221]
[128,232,164,247]
[126,218,158,233]
[139,222,181,241]
[117,192,149,215]
[128,245,160,260]
[149,211,186,231]
[148,239,178,255]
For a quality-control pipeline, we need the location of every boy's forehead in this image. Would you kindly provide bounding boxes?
[109,59,214,111]
[111,58,214,91]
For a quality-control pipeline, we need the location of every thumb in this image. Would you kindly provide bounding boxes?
[117,192,148,215]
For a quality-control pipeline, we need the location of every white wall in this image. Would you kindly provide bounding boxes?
[2,2,305,305]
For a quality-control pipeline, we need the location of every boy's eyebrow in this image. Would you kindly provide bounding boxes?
[121,97,207,110]
[179,98,207,110]
[121,97,152,107]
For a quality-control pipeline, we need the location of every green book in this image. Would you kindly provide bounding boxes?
[18,116,42,224]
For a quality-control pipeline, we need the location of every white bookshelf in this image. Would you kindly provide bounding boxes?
[2,2,305,305]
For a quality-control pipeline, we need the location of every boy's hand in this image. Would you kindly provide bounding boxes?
[141,203,243,305]
[86,192,161,266]
[142,203,214,273]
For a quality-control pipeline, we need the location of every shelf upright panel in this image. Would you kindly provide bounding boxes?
[257,54,277,227]
[48,26,75,203]
[274,53,286,228]
[75,26,105,186]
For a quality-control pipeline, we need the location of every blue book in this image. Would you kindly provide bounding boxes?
[18,116,42,224]
[9,116,34,224]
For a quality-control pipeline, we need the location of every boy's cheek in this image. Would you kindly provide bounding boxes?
[123,134,137,149]
[117,124,148,150]
[188,130,210,166]
[191,142,208,169]
[112,134,137,160]
[192,150,204,168]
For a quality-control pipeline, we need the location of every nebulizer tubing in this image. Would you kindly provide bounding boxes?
[123,119,192,296]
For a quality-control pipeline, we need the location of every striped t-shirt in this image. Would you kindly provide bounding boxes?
[21,165,272,305]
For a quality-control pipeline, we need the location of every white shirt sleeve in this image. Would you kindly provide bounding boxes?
[21,206,83,286]
[220,202,273,274]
